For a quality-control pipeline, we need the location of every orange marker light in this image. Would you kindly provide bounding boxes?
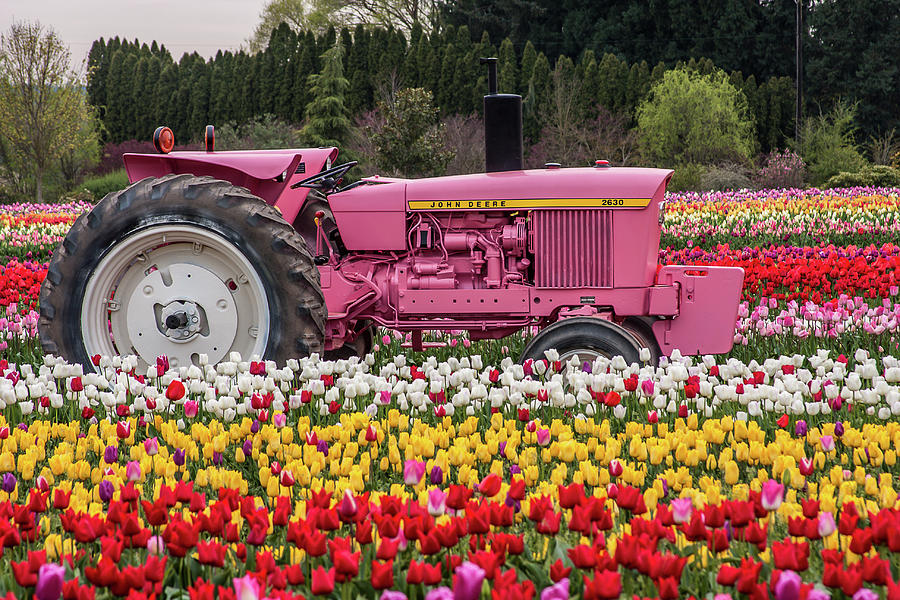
[205,125,215,152]
[153,126,175,154]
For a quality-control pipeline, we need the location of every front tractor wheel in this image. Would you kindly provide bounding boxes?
[39,174,326,370]
[519,316,644,366]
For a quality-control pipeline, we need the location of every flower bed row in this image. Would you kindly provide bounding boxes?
[0,348,898,598]
[662,188,900,249]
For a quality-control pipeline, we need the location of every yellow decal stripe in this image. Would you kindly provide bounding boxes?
[408,198,651,210]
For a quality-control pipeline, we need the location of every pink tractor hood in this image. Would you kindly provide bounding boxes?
[373,166,674,206]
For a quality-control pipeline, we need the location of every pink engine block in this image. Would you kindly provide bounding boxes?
[124,148,744,357]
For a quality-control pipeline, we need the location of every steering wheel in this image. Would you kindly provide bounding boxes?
[290,161,358,192]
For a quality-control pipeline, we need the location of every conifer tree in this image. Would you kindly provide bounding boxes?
[188,58,210,139]
[519,41,536,92]
[301,42,351,147]
[524,52,550,141]
[498,38,517,94]
[346,26,372,113]
[156,62,179,131]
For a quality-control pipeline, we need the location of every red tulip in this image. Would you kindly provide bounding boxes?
[310,566,335,596]
[608,459,623,477]
[478,473,502,497]
[370,560,394,589]
[165,379,185,401]
[583,570,621,600]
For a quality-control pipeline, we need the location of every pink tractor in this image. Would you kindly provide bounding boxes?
[39,60,743,370]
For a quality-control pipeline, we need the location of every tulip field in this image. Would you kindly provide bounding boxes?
[2,188,900,600]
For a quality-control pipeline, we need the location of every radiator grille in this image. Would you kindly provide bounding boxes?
[533,209,613,288]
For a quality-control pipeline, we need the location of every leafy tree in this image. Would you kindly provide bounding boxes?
[797,101,867,186]
[216,114,302,150]
[636,67,755,166]
[248,0,440,52]
[301,42,351,147]
[373,87,453,177]
[0,22,91,201]
[58,103,102,189]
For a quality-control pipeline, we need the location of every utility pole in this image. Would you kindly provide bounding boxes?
[796,0,803,151]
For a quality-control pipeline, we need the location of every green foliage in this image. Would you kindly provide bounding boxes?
[636,67,755,167]
[81,169,129,200]
[372,88,453,177]
[699,164,752,192]
[87,24,799,164]
[666,163,707,192]
[797,101,867,186]
[215,114,302,150]
[0,22,94,201]
[824,165,900,190]
[301,42,351,147]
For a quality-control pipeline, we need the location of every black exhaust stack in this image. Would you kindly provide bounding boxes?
[481,58,523,172]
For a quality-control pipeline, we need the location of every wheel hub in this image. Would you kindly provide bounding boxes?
[125,263,239,368]
[160,300,202,340]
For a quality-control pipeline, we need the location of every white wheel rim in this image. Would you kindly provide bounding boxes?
[558,349,607,364]
[81,224,269,370]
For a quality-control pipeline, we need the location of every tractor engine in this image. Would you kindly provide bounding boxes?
[405,213,529,291]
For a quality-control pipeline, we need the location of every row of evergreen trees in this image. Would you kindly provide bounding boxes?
[87,23,796,155]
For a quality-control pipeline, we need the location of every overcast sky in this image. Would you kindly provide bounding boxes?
[2,0,269,71]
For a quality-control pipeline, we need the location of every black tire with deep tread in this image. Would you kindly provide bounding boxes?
[519,316,643,365]
[39,174,326,366]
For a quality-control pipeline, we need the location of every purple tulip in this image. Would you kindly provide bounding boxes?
[1,473,16,493]
[98,480,114,503]
[424,588,453,600]
[453,562,486,600]
[173,448,185,466]
[541,578,570,600]
[316,440,329,454]
[509,464,521,475]
[852,589,878,600]
[430,466,444,484]
[250,420,260,434]
[581,361,592,373]
[498,441,507,456]
[834,421,844,437]
[242,440,253,456]
[104,445,118,464]
[35,562,65,600]
[794,420,807,436]
[380,592,408,600]
[17,423,27,431]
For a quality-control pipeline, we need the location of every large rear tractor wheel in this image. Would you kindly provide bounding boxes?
[39,174,326,371]
[519,316,643,366]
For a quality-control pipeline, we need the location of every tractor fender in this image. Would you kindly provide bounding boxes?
[122,148,338,223]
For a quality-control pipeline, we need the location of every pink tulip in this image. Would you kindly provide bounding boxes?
[536,428,550,446]
[273,412,287,428]
[820,435,835,452]
[818,511,836,537]
[403,459,426,485]
[671,497,693,524]
[183,401,198,418]
[125,460,141,482]
[761,479,784,511]
[233,574,261,600]
[144,437,159,456]
[427,488,447,516]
